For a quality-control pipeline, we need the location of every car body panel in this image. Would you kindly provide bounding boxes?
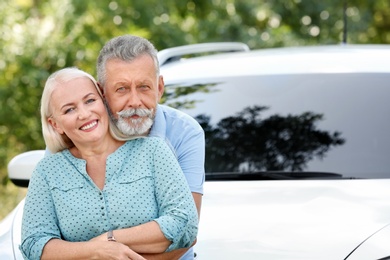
[346,223,390,260]
[0,199,24,260]
[194,180,390,259]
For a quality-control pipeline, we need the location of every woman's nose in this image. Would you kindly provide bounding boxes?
[78,106,91,120]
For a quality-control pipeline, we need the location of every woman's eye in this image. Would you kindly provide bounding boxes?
[86,98,96,104]
[64,107,75,114]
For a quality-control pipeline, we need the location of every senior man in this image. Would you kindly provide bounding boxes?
[97,34,205,260]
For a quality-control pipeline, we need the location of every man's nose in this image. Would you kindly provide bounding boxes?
[126,91,142,108]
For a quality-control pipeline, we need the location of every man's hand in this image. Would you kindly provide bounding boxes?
[89,241,146,260]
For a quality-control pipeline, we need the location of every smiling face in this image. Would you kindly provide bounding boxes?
[48,77,109,147]
[102,54,164,136]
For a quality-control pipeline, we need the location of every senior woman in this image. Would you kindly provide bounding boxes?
[20,67,198,260]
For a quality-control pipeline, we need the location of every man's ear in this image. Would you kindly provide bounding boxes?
[48,117,64,135]
[157,75,165,101]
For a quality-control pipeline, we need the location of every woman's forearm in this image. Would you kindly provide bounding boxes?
[42,239,95,260]
[93,221,171,254]
[41,238,145,260]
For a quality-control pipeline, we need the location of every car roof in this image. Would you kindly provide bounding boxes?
[160,44,390,83]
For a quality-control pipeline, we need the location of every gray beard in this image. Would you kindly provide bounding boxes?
[110,108,155,136]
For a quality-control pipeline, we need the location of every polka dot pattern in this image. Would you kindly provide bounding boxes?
[20,137,198,259]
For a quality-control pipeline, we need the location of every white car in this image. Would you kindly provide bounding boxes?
[2,43,390,260]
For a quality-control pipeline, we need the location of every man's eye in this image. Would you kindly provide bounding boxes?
[139,85,149,90]
[116,87,127,93]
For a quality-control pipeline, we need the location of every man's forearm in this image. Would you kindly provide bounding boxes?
[141,238,197,260]
[141,247,190,260]
[114,221,171,253]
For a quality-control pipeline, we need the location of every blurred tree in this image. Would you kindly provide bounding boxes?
[0,0,389,218]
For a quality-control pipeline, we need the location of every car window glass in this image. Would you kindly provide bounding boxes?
[165,73,390,179]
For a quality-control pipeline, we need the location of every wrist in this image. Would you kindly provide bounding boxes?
[107,230,116,242]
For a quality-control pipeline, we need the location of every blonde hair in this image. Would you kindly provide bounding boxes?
[41,67,135,153]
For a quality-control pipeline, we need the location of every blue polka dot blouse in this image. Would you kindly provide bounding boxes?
[20,137,198,260]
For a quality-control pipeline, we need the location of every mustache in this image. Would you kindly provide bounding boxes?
[117,108,153,117]
[116,108,154,118]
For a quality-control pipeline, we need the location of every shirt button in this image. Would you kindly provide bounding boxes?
[101,206,104,210]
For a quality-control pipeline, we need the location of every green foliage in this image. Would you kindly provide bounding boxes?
[0,0,389,219]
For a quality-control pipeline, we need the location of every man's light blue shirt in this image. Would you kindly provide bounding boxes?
[150,104,205,195]
[150,105,205,260]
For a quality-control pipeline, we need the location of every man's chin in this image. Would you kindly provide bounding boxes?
[129,125,149,135]
[117,119,153,136]
[122,127,149,136]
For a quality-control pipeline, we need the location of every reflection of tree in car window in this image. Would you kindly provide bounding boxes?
[162,83,219,110]
[195,106,345,173]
